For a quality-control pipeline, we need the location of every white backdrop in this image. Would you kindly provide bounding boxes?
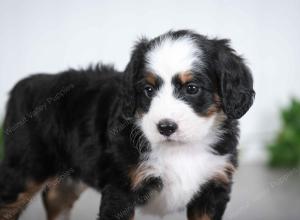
[1,0,300,162]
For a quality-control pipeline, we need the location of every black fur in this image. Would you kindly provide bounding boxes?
[0,30,254,220]
[211,39,255,119]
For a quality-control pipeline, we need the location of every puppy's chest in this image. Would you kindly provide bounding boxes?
[139,149,228,216]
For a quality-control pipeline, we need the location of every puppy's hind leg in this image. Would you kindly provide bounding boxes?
[0,163,45,220]
[42,178,86,220]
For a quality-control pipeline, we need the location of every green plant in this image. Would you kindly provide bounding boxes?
[268,98,300,167]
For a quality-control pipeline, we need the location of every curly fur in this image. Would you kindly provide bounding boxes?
[0,30,254,220]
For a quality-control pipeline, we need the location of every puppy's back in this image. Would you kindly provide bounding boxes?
[3,65,121,176]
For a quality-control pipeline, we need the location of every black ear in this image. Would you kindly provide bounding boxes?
[213,39,255,119]
[121,38,149,119]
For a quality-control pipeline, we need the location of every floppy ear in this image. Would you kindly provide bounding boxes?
[122,38,149,119]
[213,39,255,119]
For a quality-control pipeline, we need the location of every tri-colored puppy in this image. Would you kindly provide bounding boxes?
[0,30,254,220]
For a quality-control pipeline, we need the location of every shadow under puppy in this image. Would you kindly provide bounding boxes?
[0,30,254,220]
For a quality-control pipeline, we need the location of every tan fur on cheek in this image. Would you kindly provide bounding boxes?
[199,94,222,118]
[198,104,220,118]
[205,104,219,117]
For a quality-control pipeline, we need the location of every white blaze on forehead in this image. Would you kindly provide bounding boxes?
[140,36,210,145]
[146,36,201,78]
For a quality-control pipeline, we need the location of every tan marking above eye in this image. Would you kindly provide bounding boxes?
[199,214,212,220]
[145,73,157,86]
[189,213,212,220]
[178,71,193,84]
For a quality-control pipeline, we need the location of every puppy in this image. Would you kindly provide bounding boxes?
[0,30,254,220]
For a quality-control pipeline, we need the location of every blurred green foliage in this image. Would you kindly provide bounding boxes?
[0,125,3,160]
[268,99,300,167]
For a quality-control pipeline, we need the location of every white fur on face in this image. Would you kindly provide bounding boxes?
[140,84,217,145]
[140,36,210,146]
[136,36,230,216]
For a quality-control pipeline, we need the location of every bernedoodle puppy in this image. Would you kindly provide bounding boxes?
[0,30,254,220]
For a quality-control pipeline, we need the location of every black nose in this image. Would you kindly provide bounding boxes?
[157,119,178,137]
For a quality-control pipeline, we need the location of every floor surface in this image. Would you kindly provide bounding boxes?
[20,164,300,220]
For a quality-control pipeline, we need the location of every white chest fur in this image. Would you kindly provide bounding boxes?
[139,144,229,216]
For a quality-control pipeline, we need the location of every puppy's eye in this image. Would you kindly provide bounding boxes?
[144,85,155,98]
[186,83,200,95]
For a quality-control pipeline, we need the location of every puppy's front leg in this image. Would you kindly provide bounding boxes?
[187,181,232,220]
[98,185,135,220]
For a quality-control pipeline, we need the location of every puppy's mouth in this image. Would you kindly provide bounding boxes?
[159,136,187,146]
[162,137,176,143]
